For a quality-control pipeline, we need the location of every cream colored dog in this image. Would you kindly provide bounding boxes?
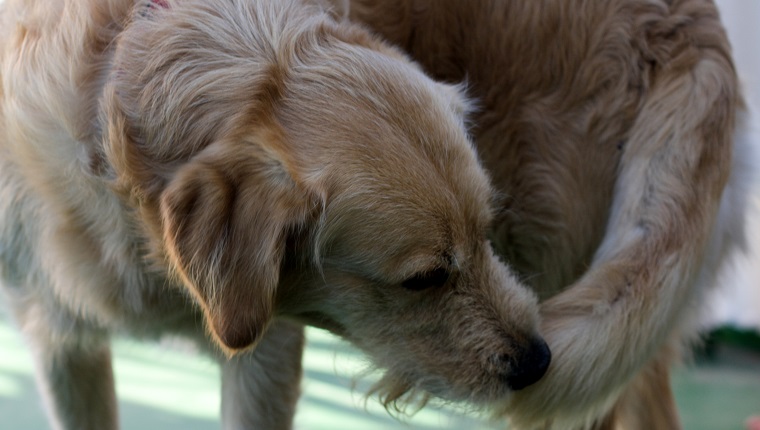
[0,0,552,429]
[340,0,754,428]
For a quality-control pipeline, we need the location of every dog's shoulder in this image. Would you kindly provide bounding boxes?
[0,0,189,331]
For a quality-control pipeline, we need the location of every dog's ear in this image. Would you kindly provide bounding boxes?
[159,138,314,354]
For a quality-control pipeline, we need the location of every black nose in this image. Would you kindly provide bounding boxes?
[500,338,551,391]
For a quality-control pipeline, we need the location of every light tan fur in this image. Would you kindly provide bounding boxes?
[340,0,749,428]
[0,0,554,429]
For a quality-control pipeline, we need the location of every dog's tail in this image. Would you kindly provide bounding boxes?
[700,100,760,330]
[503,3,740,428]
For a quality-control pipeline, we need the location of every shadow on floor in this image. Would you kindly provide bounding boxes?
[1,313,758,430]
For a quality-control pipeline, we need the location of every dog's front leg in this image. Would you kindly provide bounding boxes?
[220,320,304,430]
[25,326,117,430]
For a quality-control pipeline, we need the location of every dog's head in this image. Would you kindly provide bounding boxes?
[104,0,548,406]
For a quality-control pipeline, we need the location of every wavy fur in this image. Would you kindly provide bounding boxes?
[341,0,750,428]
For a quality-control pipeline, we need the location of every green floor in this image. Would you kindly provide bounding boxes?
[1,315,758,430]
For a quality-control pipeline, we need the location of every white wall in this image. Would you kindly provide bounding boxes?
[716,0,760,110]
[701,1,760,330]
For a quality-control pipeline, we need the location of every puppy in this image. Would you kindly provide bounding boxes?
[0,0,550,428]
[340,0,748,428]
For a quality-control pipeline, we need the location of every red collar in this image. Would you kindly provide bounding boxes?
[141,0,170,18]
[147,0,170,11]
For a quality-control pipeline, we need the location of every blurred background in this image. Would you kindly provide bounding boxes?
[706,0,760,331]
[1,0,759,429]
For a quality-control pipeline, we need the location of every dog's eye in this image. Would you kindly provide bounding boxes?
[401,268,450,291]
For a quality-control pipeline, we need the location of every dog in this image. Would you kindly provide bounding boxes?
[0,0,554,428]
[338,0,754,428]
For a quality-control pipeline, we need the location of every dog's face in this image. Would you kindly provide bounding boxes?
[271,56,550,404]
[104,1,548,407]
[285,185,551,404]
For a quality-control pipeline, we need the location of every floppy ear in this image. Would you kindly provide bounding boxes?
[159,139,314,354]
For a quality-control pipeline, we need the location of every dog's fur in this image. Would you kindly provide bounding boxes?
[338,0,752,428]
[0,0,554,428]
